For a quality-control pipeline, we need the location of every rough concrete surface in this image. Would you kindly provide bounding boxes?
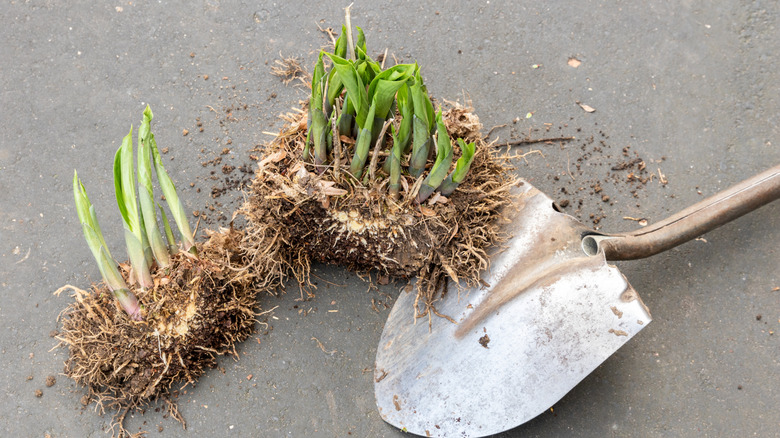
[2,1,779,437]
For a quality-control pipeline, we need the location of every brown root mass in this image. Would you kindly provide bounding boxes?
[55,227,257,437]
[240,102,516,317]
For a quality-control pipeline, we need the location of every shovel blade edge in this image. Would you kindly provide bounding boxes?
[374,180,652,437]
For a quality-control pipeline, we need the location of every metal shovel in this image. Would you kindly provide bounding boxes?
[374,164,780,437]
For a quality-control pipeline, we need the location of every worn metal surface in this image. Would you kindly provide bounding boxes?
[375,181,651,437]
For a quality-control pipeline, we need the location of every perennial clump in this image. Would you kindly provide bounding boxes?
[241,19,516,313]
[57,107,257,436]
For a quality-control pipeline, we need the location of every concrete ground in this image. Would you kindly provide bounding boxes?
[2,1,779,436]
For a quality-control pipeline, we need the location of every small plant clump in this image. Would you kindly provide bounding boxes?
[241,18,516,315]
[56,107,258,436]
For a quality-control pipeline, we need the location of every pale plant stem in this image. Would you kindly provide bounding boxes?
[368,119,393,181]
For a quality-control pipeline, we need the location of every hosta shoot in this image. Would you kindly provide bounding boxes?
[149,126,197,255]
[388,125,403,199]
[74,171,143,321]
[408,70,435,178]
[439,138,477,196]
[304,16,479,201]
[417,110,454,203]
[114,128,154,288]
[73,106,198,320]
[137,107,171,268]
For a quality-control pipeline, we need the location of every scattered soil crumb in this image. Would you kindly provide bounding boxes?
[35,389,43,398]
[479,334,491,348]
[45,375,56,387]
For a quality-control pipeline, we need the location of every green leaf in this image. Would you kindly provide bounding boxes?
[356,26,366,53]
[74,171,113,260]
[388,125,403,199]
[113,126,152,286]
[396,83,414,154]
[137,106,170,267]
[418,110,454,203]
[311,51,326,112]
[408,115,431,178]
[113,128,135,230]
[410,70,434,129]
[311,107,330,169]
[326,53,370,128]
[350,102,377,178]
[138,209,154,266]
[367,64,415,120]
[326,68,344,106]
[334,26,348,58]
[160,205,178,255]
[439,138,477,196]
[123,225,153,287]
[149,133,197,255]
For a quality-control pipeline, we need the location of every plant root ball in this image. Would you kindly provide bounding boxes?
[240,101,516,314]
[55,227,257,436]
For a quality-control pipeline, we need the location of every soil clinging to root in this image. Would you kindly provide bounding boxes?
[55,227,257,437]
[240,101,517,318]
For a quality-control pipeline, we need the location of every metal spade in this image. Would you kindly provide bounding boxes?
[374,164,780,437]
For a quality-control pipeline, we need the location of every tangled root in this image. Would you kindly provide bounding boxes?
[55,227,258,437]
[240,100,517,319]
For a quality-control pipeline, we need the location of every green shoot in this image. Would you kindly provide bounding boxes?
[388,125,403,199]
[160,206,178,255]
[114,127,153,288]
[417,110,454,203]
[439,138,477,196]
[304,18,479,200]
[74,171,142,321]
[408,70,435,178]
[309,52,330,170]
[350,103,377,178]
[137,106,171,268]
[149,132,197,255]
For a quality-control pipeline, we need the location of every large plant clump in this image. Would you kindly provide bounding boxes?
[241,21,516,315]
[56,108,258,436]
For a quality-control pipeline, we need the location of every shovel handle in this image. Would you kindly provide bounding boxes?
[595,164,780,261]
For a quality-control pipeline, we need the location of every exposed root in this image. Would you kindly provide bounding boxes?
[270,53,308,86]
[240,99,516,315]
[56,227,258,437]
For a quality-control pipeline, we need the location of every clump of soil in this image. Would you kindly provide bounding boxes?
[240,101,516,315]
[55,227,257,437]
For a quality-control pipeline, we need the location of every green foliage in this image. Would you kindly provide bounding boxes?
[417,110,454,203]
[439,138,477,196]
[73,171,142,320]
[72,106,197,319]
[305,18,477,201]
[114,127,153,288]
[137,106,171,268]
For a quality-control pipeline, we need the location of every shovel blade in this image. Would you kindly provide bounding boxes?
[374,181,652,437]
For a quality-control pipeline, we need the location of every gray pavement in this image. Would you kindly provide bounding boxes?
[2,1,779,437]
